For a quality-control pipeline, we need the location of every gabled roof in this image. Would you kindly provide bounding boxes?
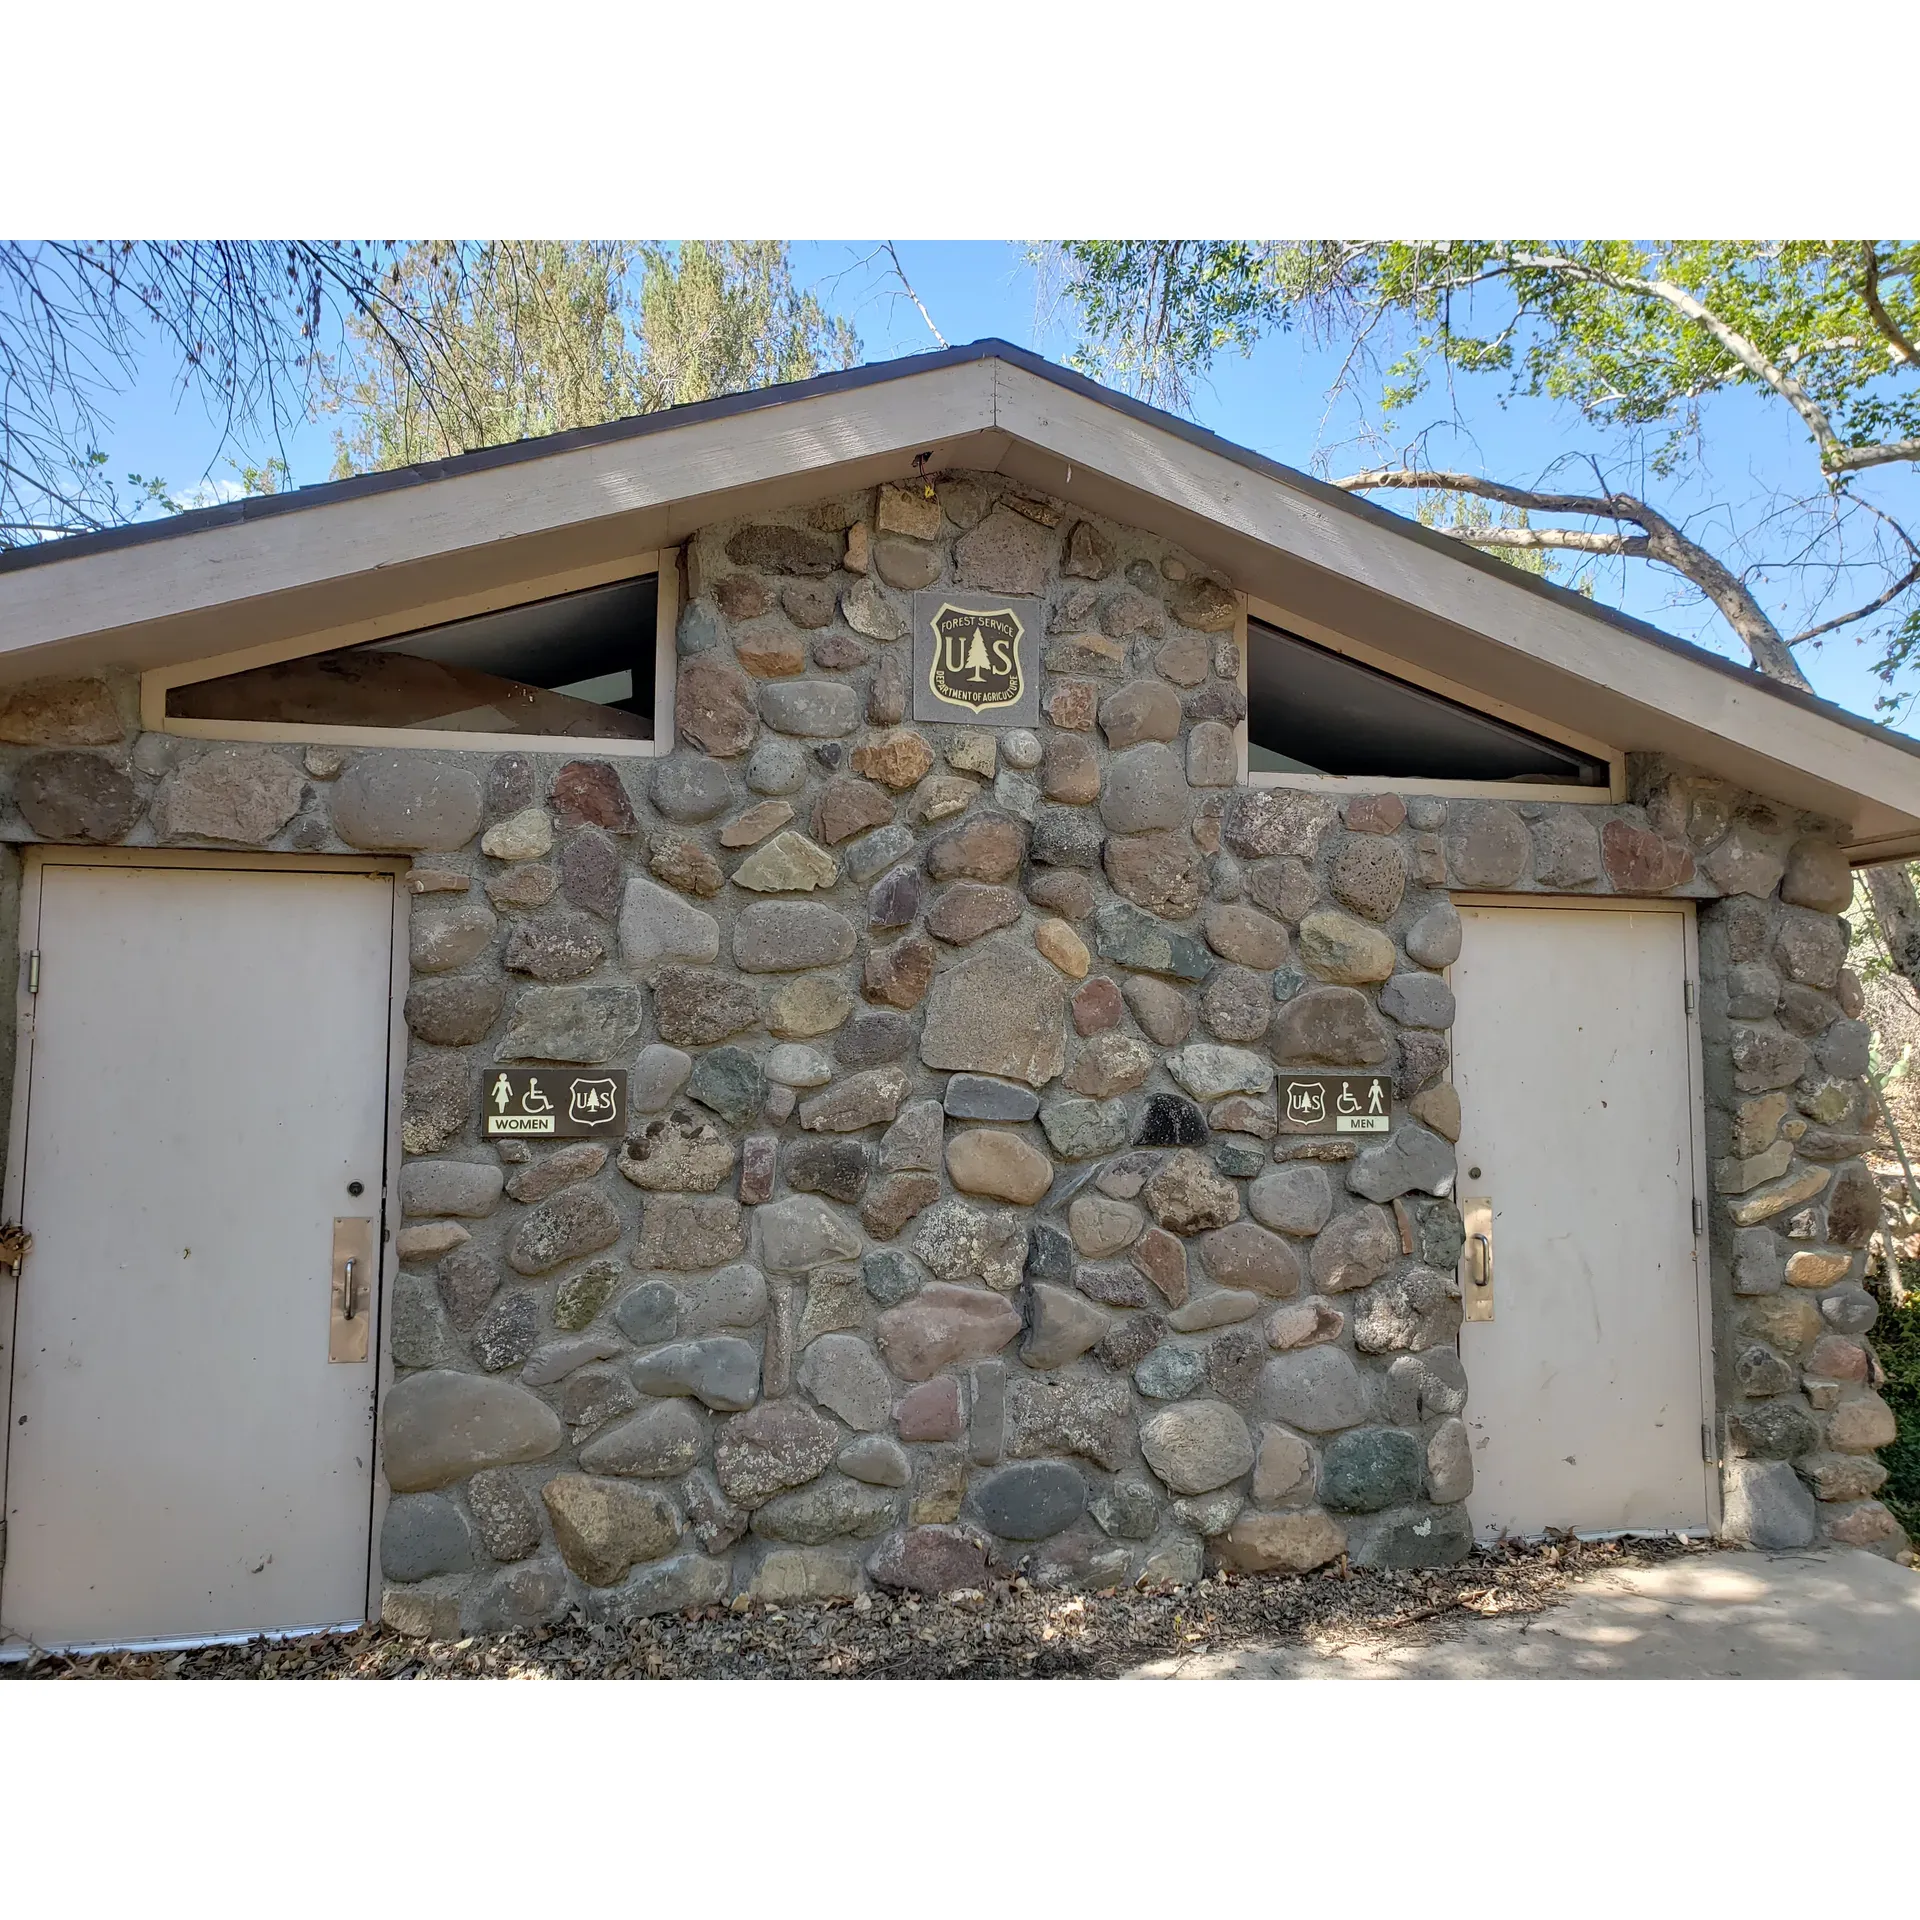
[4,338,1917,859]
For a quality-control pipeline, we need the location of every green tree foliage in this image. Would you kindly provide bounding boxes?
[1048,240,1920,690]
[1050,239,1920,1008]
[326,241,857,476]
[0,240,422,545]
[1876,1263,1920,1535]
[633,241,858,414]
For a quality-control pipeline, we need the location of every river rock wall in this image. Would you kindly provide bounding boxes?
[0,470,1901,1634]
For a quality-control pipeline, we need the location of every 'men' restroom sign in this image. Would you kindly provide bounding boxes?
[483,1068,627,1137]
[1277,1074,1391,1134]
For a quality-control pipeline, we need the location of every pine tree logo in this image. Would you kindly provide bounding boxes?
[927,603,1024,712]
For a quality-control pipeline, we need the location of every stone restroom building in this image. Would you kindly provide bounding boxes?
[0,341,1910,1652]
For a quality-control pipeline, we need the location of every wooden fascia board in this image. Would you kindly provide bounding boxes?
[0,359,1002,662]
[991,364,1920,841]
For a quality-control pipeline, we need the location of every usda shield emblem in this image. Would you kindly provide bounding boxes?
[928,603,1024,713]
[913,592,1042,727]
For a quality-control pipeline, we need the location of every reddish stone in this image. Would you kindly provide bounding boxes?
[864,935,937,1010]
[1343,793,1406,835]
[735,632,807,678]
[859,1172,940,1240]
[1040,735,1102,804]
[648,833,724,897]
[1130,1227,1189,1307]
[814,778,895,847]
[1072,977,1125,1036]
[926,883,1023,945]
[852,730,937,792]
[715,575,771,619]
[811,632,870,671]
[867,1524,994,1595]
[1601,818,1695,892]
[926,812,1027,883]
[876,1282,1022,1382]
[1805,1334,1869,1382]
[896,1377,965,1443]
[868,651,907,726]
[1029,871,1096,921]
[552,761,638,831]
[677,657,757,757]
[1046,682,1099,730]
[1823,1501,1904,1549]
[739,1134,777,1206]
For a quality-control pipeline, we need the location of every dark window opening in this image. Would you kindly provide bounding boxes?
[167,574,659,741]
[1247,619,1608,786]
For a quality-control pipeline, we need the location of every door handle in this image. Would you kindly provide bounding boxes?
[1462,1196,1493,1322]
[330,1218,373,1364]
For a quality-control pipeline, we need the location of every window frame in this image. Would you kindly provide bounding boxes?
[141,549,677,759]
[1234,592,1625,803]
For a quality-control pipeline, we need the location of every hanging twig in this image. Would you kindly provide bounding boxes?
[882,243,947,349]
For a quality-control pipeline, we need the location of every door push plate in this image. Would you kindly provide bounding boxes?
[1461,1195,1494,1322]
[329,1216,374,1364]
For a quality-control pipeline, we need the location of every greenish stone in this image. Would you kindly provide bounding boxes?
[1212,1141,1265,1178]
[686,1045,762,1127]
[1348,1503,1474,1569]
[552,1251,625,1328]
[862,1248,925,1305]
[1039,1097,1132,1161]
[1134,1344,1206,1400]
[1091,901,1213,982]
[1418,1200,1465,1271]
[1318,1428,1424,1513]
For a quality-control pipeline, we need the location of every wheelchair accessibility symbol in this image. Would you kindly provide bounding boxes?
[1279,1074,1390,1135]
[483,1068,627,1137]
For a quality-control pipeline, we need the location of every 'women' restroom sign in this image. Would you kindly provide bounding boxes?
[483,1068,627,1136]
[1278,1074,1391,1134]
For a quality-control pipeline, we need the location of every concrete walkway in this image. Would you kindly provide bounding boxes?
[1133,1549,1920,1679]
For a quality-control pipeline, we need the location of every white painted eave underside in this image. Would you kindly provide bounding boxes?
[3,352,1916,859]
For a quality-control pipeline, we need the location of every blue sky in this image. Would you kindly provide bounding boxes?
[90,238,1918,734]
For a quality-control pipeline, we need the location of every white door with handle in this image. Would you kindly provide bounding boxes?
[1,859,396,1651]
[1451,902,1714,1539]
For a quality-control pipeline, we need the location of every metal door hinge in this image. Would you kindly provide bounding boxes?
[1683,978,1695,1016]
[1692,1196,1705,1237]
[26,950,39,996]
[0,1222,31,1278]
[1702,1423,1718,1465]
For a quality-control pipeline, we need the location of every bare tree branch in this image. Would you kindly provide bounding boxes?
[1861,242,1920,367]
[1790,559,1920,645]
[882,243,947,349]
[1336,463,1813,685]
[1445,526,1650,556]
[1493,249,1850,465]
[1824,436,1920,474]
[1334,466,1622,519]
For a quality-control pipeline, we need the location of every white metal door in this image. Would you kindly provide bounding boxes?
[1452,903,1713,1538]
[1,861,395,1650]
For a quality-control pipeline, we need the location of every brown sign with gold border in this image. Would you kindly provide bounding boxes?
[912,592,1043,728]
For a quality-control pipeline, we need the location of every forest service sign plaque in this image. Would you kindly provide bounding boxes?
[913,592,1042,728]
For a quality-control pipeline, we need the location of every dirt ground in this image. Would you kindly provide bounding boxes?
[2,1534,1710,1681]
